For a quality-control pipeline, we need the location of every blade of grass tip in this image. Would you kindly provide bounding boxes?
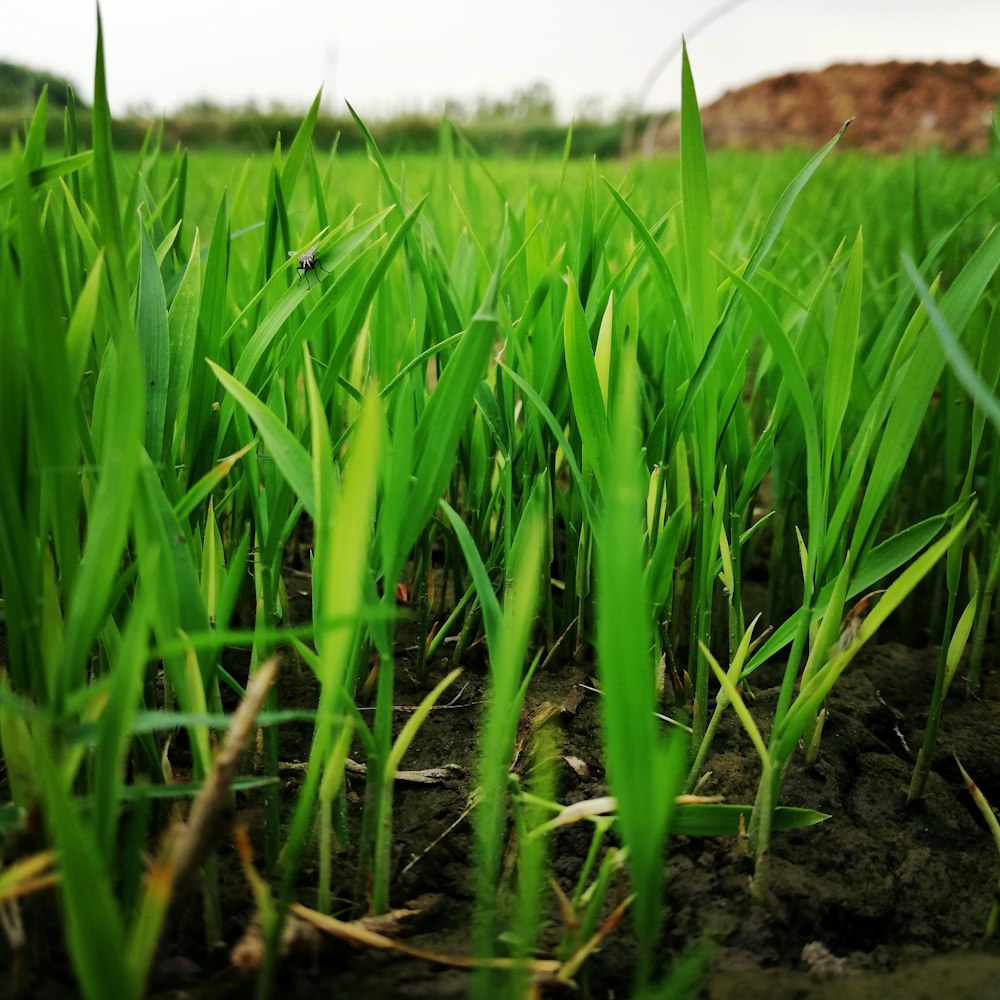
[65,82,79,159]
[742,118,853,283]
[23,85,47,170]
[345,100,451,339]
[172,441,255,521]
[439,500,503,650]
[183,191,230,482]
[65,253,104,390]
[602,182,694,369]
[258,150,288,286]
[687,612,762,788]
[201,498,225,628]
[165,147,188,253]
[281,87,323,199]
[955,757,1000,901]
[165,229,202,458]
[955,756,1000,937]
[564,270,611,493]
[90,10,129,326]
[702,642,770,767]
[136,215,171,466]
[903,253,1000,432]
[680,40,716,354]
[576,158,597,304]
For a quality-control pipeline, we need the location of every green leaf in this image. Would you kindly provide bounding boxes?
[670,803,829,837]
[0,151,93,201]
[396,214,507,560]
[23,85,48,170]
[136,217,171,464]
[207,361,316,517]
[439,500,503,651]
[60,341,144,705]
[603,182,693,367]
[903,251,1000,432]
[775,507,973,762]
[726,267,823,563]
[282,88,323,198]
[563,270,611,491]
[165,229,202,456]
[680,40,716,353]
[65,253,104,390]
[742,117,854,282]
[852,228,1000,555]
[823,228,863,478]
[90,11,129,324]
[38,741,137,1000]
[596,335,686,977]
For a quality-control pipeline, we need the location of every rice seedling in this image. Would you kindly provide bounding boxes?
[956,758,1000,937]
[1,14,999,998]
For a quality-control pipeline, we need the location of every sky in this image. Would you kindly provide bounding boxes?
[2,1,999,120]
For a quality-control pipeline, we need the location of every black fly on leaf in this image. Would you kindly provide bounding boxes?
[289,244,330,287]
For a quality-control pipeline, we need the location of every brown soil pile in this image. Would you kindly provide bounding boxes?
[647,60,1000,153]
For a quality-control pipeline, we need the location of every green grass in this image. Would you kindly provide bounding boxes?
[1,21,999,999]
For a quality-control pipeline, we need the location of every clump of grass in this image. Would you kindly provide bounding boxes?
[0,14,998,999]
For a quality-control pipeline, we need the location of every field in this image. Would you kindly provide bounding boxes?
[2,28,1000,1000]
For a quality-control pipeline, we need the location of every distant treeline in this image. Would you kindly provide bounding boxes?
[0,62,82,111]
[0,62,663,158]
[2,105,664,159]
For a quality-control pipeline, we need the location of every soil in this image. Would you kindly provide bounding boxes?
[4,610,1000,998]
[644,60,1000,153]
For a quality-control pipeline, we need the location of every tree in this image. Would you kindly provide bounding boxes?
[0,62,85,110]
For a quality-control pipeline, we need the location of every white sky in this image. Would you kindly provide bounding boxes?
[2,1,999,119]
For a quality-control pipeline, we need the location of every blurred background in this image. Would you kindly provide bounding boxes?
[2,0,999,154]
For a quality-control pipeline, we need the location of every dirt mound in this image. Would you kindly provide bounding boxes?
[647,60,1000,153]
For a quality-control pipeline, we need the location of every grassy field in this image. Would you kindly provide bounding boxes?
[1,23,999,1000]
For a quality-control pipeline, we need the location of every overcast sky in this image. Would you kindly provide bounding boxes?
[2,1,999,119]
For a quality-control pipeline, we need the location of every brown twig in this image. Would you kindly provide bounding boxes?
[171,656,280,894]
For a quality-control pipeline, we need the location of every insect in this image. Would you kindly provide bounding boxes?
[289,244,330,287]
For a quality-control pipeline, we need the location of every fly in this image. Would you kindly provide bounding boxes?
[289,244,330,287]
